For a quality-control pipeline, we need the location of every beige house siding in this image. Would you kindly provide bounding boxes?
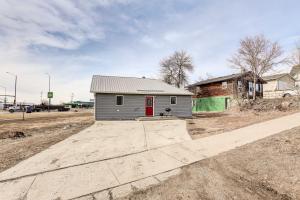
[278,75,295,90]
[263,75,295,99]
[264,91,287,99]
[292,72,300,86]
[264,80,277,91]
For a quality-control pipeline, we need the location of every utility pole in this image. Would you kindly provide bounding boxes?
[6,72,17,105]
[0,85,6,109]
[40,91,43,104]
[71,93,74,103]
[45,73,51,112]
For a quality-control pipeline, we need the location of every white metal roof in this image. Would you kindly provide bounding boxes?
[90,75,192,95]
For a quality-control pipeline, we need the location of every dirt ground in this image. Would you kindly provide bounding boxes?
[187,110,299,139]
[0,110,94,172]
[120,126,300,200]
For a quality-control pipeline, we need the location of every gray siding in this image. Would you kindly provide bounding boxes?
[95,94,145,120]
[154,96,192,117]
[95,93,192,120]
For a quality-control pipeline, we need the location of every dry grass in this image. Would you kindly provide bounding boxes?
[0,110,94,172]
[187,110,299,139]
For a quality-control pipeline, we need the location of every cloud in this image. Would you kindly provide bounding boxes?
[0,0,104,51]
[140,35,164,48]
[0,0,133,103]
[0,0,300,104]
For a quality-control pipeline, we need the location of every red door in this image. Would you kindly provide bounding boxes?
[145,96,154,116]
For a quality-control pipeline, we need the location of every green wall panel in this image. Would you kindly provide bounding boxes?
[192,96,229,112]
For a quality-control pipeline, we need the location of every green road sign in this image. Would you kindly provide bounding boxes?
[48,92,53,98]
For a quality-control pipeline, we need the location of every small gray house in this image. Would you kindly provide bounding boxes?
[90,75,193,120]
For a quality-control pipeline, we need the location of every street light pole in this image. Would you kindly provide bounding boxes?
[0,85,6,109]
[6,72,17,105]
[45,73,51,112]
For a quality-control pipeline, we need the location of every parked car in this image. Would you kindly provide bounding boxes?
[8,105,23,113]
[282,89,298,98]
[58,106,70,112]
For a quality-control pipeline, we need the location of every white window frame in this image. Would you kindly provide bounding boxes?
[222,81,228,89]
[116,95,124,106]
[192,99,196,107]
[170,96,177,105]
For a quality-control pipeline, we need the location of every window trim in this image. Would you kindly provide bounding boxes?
[170,96,177,105]
[222,81,228,89]
[116,95,124,106]
[192,99,196,107]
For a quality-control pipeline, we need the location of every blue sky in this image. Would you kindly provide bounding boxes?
[0,0,299,103]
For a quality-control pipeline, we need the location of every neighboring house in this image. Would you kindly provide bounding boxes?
[90,75,193,120]
[187,72,265,112]
[64,101,94,108]
[290,65,300,86]
[263,73,296,99]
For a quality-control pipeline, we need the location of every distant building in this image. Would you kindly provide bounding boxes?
[187,72,265,112]
[263,73,295,99]
[290,65,300,86]
[90,75,193,120]
[64,101,94,108]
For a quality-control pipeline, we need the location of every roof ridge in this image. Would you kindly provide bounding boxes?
[263,72,289,76]
[188,72,242,87]
[93,75,158,80]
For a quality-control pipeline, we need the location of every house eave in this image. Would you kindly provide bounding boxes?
[90,91,193,96]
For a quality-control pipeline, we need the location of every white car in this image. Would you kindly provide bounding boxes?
[282,89,298,98]
[8,105,23,113]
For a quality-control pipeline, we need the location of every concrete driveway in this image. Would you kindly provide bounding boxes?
[0,120,191,181]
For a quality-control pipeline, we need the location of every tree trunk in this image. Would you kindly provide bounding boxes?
[253,76,257,100]
[177,66,182,88]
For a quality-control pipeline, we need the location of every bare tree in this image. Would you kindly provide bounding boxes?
[205,73,215,79]
[291,42,300,66]
[160,50,194,88]
[160,58,175,84]
[198,73,214,82]
[229,35,288,100]
[198,76,204,81]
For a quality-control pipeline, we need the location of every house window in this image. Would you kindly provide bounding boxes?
[237,81,243,92]
[170,96,177,105]
[222,81,227,89]
[249,82,253,92]
[146,97,153,106]
[256,83,262,92]
[238,81,242,88]
[116,95,124,106]
[192,99,196,107]
[196,86,201,94]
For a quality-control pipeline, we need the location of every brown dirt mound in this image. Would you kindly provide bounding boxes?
[238,98,300,112]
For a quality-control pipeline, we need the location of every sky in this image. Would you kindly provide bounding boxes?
[0,0,300,104]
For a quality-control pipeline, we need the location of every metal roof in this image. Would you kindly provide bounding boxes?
[263,73,294,81]
[90,75,192,95]
[187,72,266,87]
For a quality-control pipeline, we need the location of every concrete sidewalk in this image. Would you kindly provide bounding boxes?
[1,112,300,200]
